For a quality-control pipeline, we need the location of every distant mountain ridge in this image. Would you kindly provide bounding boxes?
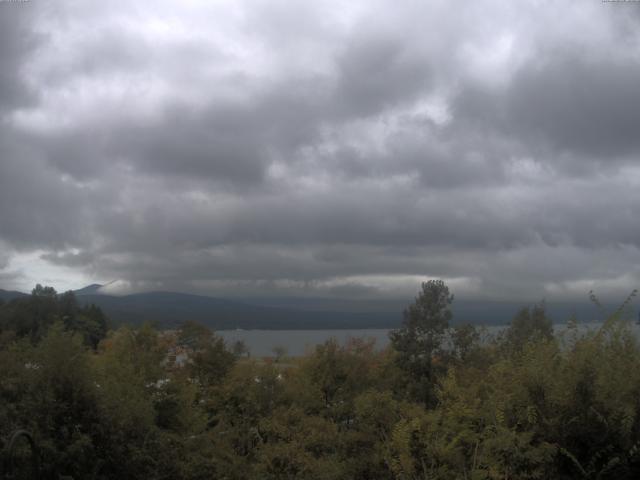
[0,289,28,302]
[73,290,402,329]
[0,285,622,330]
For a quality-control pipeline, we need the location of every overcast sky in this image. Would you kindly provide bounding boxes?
[1,0,640,301]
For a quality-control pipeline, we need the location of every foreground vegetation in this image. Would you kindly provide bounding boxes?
[1,282,640,479]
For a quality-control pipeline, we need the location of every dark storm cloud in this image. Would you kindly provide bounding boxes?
[31,72,333,186]
[507,55,640,158]
[1,0,640,300]
[452,53,640,161]
[0,130,92,250]
[333,33,433,118]
[0,4,40,112]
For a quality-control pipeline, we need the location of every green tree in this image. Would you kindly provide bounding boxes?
[0,286,108,348]
[176,321,236,387]
[232,340,250,358]
[390,279,453,405]
[31,284,57,297]
[272,345,287,363]
[178,321,214,350]
[450,323,481,363]
[298,338,380,422]
[501,302,553,353]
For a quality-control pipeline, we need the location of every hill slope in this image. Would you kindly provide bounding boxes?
[2,285,615,329]
[75,291,401,329]
[0,289,28,302]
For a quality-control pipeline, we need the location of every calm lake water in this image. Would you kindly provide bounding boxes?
[218,322,640,357]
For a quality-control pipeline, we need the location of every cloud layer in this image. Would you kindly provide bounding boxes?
[1,0,640,300]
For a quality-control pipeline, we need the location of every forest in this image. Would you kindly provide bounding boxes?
[1,280,640,479]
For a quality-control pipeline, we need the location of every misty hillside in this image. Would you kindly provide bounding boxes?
[73,290,402,329]
[1,286,616,330]
[0,289,27,302]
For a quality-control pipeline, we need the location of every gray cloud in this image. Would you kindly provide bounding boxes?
[1,0,640,302]
[0,4,40,112]
[453,53,640,162]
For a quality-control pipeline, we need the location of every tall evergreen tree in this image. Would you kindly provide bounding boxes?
[390,279,453,406]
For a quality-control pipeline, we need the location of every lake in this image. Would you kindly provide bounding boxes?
[217,322,640,357]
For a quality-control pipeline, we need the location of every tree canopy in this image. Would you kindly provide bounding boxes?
[2,283,640,479]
